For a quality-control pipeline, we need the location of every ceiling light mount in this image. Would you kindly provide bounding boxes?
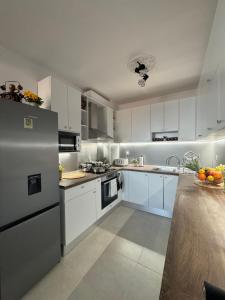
[128,55,156,87]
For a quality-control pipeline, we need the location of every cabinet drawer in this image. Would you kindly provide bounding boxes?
[64,179,97,201]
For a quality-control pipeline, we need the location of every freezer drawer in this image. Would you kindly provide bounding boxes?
[0,205,61,300]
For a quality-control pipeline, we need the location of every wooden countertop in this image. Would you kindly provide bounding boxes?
[59,164,183,189]
[160,174,225,300]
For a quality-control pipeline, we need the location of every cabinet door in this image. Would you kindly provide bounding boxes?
[106,107,114,138]
[218,62,225,129]
[164,100,179,131]
[51,77,68,131]
[148,173,164,209]
[116,109,132,142]
[95,179,103,219]
[132,105,150,142]
[128,172,149,206]
[121,171,129,201]
[196,85,207,139]
[67,86,81,134]
[151,102,164,132]
[179,97,196,141]
[205,70,219,132]
[163,175,178,214]
[65,189,97,245]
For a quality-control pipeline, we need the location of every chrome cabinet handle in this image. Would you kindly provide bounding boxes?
[64,125,67,129]
[207,128,213,130]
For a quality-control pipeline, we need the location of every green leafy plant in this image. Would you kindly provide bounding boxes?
[185,159,200,172]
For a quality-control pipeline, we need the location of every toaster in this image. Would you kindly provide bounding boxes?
[114,158,129,166]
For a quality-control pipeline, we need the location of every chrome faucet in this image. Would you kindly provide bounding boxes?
[166,155,181,168]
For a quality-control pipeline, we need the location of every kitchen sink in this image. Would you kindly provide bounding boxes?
[152,166,195,174]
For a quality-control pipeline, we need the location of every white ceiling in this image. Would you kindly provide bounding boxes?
[0,0,217,104]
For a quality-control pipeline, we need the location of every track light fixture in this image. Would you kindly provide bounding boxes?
[128,55,156,87]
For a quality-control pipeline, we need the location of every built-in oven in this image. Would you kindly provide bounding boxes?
[101,171,119,209]
[58,131,80,152]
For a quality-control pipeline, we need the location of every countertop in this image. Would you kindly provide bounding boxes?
[59,165,180,189]
[160,174,225,299]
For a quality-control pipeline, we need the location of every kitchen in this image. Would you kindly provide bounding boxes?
[0,0,225,300]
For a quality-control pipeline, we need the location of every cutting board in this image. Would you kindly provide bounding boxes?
[62,171,86,180]
[194,180,224,190]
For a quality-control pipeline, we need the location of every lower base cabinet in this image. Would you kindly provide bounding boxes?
[164,175,179,212]
[64,188,97,246]
[128,171,149,206]
[149,174,164,209]
[61,178,122,253]
[122,171,178,218]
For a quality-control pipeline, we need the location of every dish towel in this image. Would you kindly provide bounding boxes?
[110,179,117,197]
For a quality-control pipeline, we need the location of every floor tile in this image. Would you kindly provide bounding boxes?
[122,263,162,300]
[118,210,171,255]
[85,250,136,299]
[138,248,165,275]
[99,205,135,234]
[106,235,143,262]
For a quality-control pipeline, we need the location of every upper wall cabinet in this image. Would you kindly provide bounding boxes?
[179,97,196,141]
[67,86,81,133]
[164,100,179,131]
[116,105,150,142]
[151,100,179,133]
[116,109,132,142]
[38,76,81,134]
[151,102,164,132]
[132,105,150,142]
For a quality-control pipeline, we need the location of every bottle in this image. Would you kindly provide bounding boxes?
[138,155,144,167]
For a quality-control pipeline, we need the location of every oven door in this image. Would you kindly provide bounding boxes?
[101,178,118,209]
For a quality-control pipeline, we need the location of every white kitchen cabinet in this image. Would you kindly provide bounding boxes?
[196,84,208,139]
[205,70,219,133]
[67,86,81,133]
[38,76,81,134]
[116,109,132,142]
[45,77,68,131]
[179,97,196,141]
[151,102,164,132]
[121,171,129,201]
[148,173,164,210]
[106,107,114,138]
[64,188,97,246]
[128,172,149,206]
[164,100,179,131]
[163,175,178,214]
[132,105,150,142]
[218,62,225,129]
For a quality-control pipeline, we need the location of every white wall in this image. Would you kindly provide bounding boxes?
[0,45,49,93]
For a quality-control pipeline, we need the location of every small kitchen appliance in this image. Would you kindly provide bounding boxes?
[114,158,129,167]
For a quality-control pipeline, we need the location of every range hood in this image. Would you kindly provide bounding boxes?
[88,101,113,141]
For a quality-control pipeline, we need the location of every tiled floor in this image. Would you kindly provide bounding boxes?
[22,205,171,300]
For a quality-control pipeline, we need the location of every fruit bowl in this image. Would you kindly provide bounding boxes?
[197,167,224,186]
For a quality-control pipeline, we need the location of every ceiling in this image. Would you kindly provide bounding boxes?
[0,0,217,104]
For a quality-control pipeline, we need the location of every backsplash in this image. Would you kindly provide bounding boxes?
[119,140,225,167]
[59,140,225,172]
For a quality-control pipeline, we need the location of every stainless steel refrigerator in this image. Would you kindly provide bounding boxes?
[0,101,61,300]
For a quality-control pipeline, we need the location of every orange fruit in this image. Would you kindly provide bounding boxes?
[198,173,206,181]
[211,171,223,180]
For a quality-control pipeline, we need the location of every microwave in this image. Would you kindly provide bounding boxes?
[58,131,81,152]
